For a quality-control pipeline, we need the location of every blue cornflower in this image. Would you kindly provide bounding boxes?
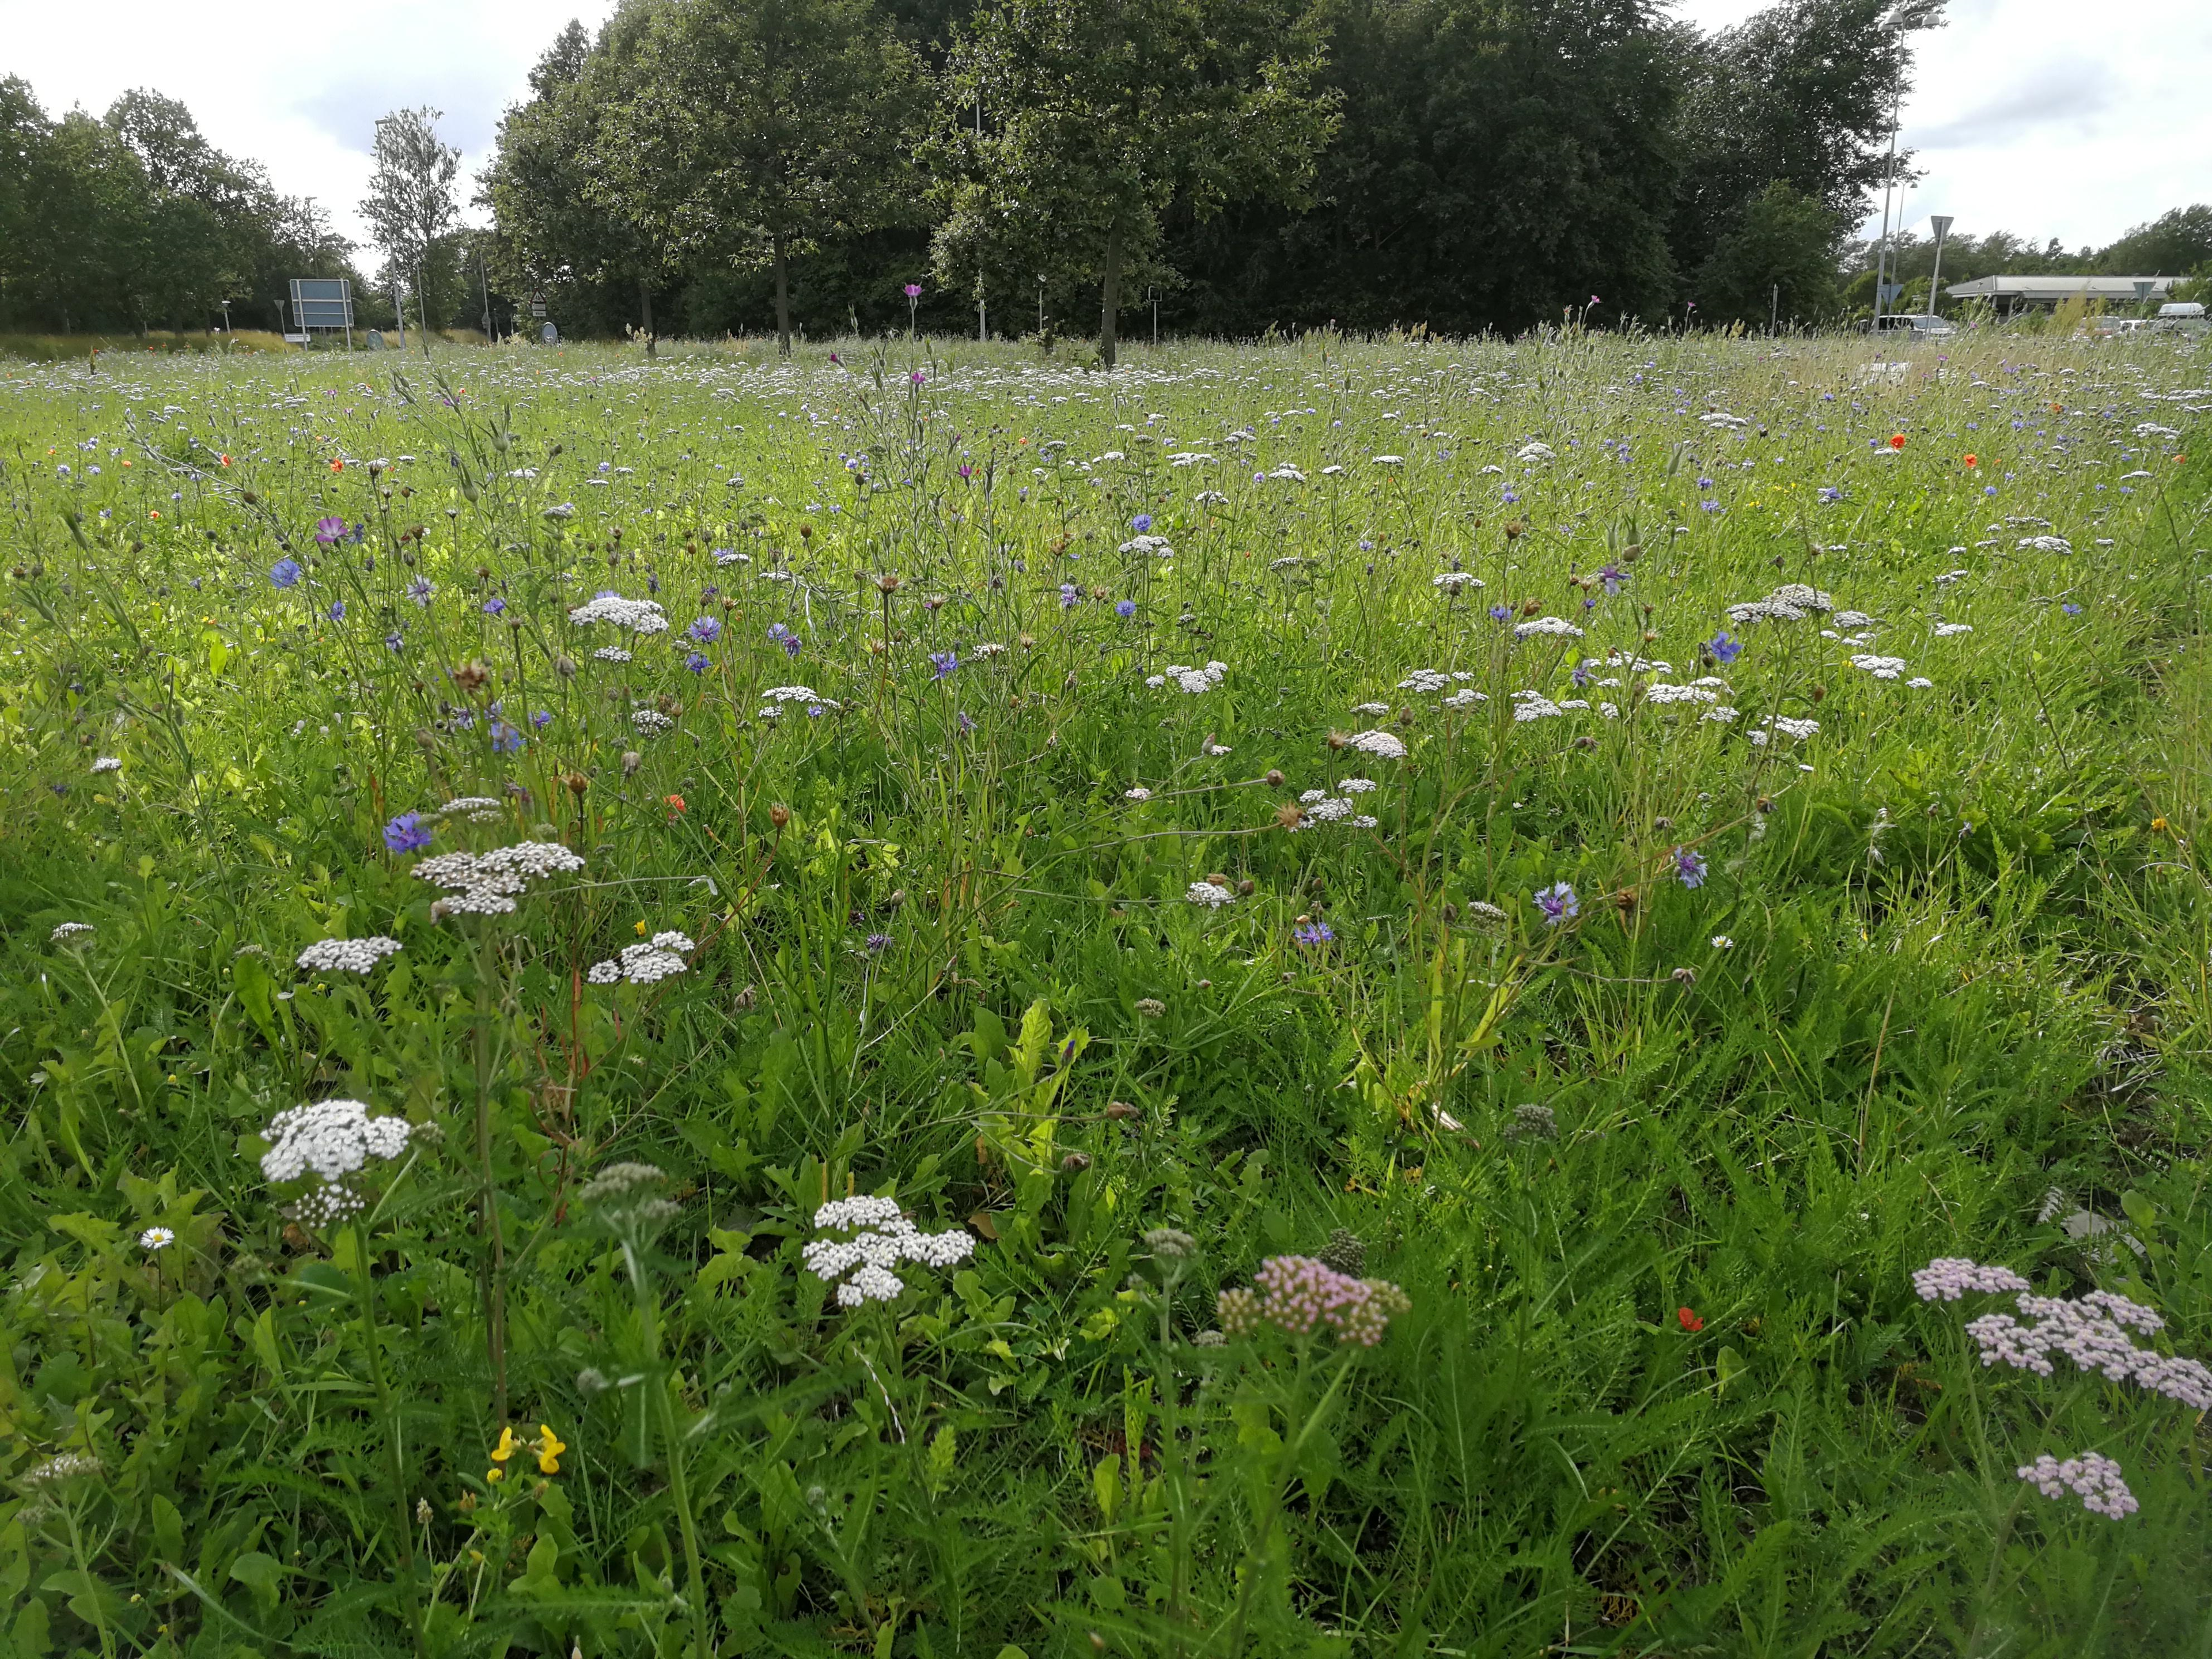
[2061,603,2082,616]
[407,577,434,607]
[270,558,302,588]
[1572,658,1593,687]
[929,649,960,679]
[1673,847,1707,889]
[1131,513,1153,532]
[1818,486,1842,503]
[383,812,432,854]
[385,631,405,653]
[1984,484,1998,495]
[1293,921,1335,947]
[783,634,802,659]
[766,622,791,643]
[684,651,711,673]
[1535,882,1578,926]
[957,710,975,733]
[1696,476,1714,490]
[1490,604,1512,623]
[688,616,722,643]
[1700,499,1723,513]
[489,719,525,753]
[483,596,506,616]
[1599,563,1626,594]
[1059,582,1080,609]
[1501,488,1519,505]
[1706,631,1742,665]
[532,710,552,728]
[863,932,893,955]
[1115,599,1137,619]
[327,600,346,622]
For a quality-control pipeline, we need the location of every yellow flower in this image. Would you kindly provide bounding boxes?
[490,1425,519,1469]
[634,919,649,937]
[533,1425,567,1475]
[486,1467,504,1483]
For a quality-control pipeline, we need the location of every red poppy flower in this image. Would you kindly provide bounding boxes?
[1888,433,1906,450]
[1963,453,1977,467]
[1676,1306,1704,1333]
[664,794,687,819]
[329,457,344,473]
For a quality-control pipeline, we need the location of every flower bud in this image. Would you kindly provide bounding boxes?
[622,750,642,776]
[769,802,791,830]
[1060,1152,1092,1173]
[1265,768,1284,787]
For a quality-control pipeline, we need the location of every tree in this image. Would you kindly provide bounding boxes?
[1161,0,1683,336]
[1671,0,1943,299]
[360,107,462,349]
[483,10,677,346]
[596,0,923,355]
[2098,205,2212,276]
[935,0,1339,365]
[1694,181,1838,327]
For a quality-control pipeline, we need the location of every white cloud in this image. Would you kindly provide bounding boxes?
[4,0,621,251]
[1673,0,2212,252]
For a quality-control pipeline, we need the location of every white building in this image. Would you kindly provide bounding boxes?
[1945,274,2177,313]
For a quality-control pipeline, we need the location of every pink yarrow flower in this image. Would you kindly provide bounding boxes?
[1217,1255,1410,1346]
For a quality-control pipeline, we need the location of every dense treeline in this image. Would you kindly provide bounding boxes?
[6,0,2210,346]
[0,81,369,336]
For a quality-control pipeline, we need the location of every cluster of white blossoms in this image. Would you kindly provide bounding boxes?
[1746,714,1820,747]
[1512,693,1564,722]
[296,936,403,974]
[1119,533,1175,558]
[1513,616,1584,640]
[1146,661,1228,695]
[2017,535,2072,554]
[631,709,674,735]
[434,796,504,824]
[1431,571,1483,593]
[1643,682,1722,706]
[1185,880,1237,907]
[51,921,95,944]
[1932,622,1974,637]
[1443,688,1490,709]
[414,842,585,918]
[260,1098,413,1226]
[92,756,122,774]
[568,593,669,633]
[587,931,695,985]
[761,685,839,708]
[1848,654,1908,680]
[1294,783,1380,832]
[1728,584,1834,624]
[2017,1452,2137,1520]
[1347,729,1407,759]
[802,1195,976,1307]
[593,646,633,663]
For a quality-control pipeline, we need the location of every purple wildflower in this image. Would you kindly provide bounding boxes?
[327,600,346,622]
[1293,921,1335,947]
[1535,882,1578,925]
[1059,582,1080,609]
[269,558,302,588]
[1706,630,1742,665]
[483,596,506,616]
[383,812,432,854]
[929,649,959,679]
[1132,513,1153,533]
[1115,599,1137,619]
[313,516,347,544]
[1673,847,1707,888]
[407,577,433,607]
[688,616,722,644]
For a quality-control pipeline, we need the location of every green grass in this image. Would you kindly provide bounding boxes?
[3,327,2211,1657]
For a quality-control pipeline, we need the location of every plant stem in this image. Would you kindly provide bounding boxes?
[472,931,509,1426]
[355,1220,429,1658]
[625,1236,714,1659]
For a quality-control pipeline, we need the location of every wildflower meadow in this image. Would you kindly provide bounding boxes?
[4,326,2211,1656]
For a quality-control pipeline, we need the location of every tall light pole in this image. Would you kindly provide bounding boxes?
[1926,215,1953,320]
[1872,70,1902,331]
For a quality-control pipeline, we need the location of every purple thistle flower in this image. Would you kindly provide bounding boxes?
[269,558,302,588]
[1673,847,1707,888]
[903,283,922,299]
[1706,630,1742,665]
[958,463,973,480]
[313,516,347,544]
[383,812,432,854]
[1535,882,1578,925]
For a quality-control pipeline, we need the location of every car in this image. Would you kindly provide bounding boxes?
[1870,313,1956,338]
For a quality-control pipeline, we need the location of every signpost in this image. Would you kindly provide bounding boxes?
[1927,215,1953,321]
[289,278,355,350]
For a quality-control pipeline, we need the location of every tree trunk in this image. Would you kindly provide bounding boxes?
[772,233,792,358]
[1099,217,1124,370]
[641,277,656,357]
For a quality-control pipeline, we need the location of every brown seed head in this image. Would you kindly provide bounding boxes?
[769,802,791,830]
[1265,767,1285,787]
[1276,801,1305,830]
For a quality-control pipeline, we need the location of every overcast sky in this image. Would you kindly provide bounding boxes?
[4,0,2206,259]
